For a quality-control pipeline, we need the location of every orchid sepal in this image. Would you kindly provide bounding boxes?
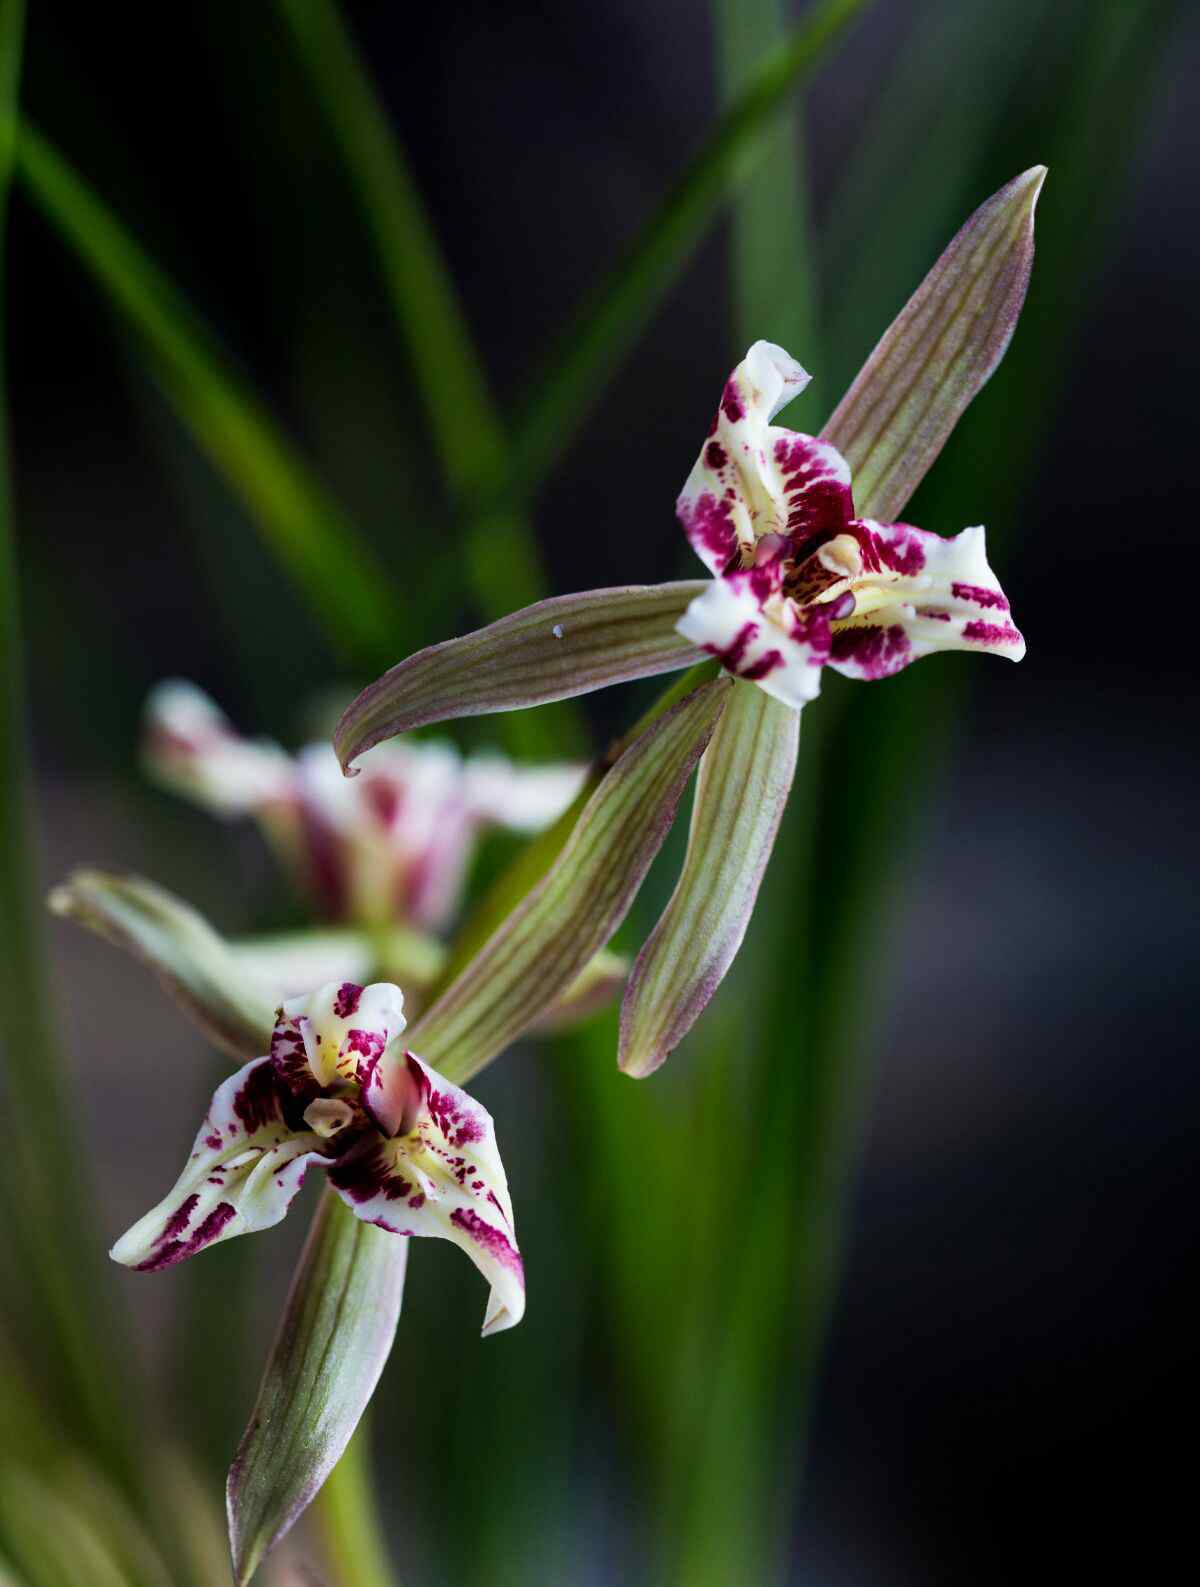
[334,584,708,773]
[619,681,799,1076]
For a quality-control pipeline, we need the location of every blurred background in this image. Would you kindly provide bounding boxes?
[2,1,1196,1583]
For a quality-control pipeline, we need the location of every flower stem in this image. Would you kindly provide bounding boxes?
[313,1420,401,1587]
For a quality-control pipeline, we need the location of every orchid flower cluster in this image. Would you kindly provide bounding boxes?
[56,168,1043,1581]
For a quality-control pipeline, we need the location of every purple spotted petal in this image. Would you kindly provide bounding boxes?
[142,679,295,815]
[110,1058,326,1271]
[677,341,855,574]
[227,1193,406,1586]
[675,569,827,710]
[334,585,708,773]
[826,523,1024,682]
[823,167,1046,522]
[328,1052,523,1335]
[620,682,799,1076]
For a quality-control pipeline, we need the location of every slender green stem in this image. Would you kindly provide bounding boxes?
[313,1421,400,1587]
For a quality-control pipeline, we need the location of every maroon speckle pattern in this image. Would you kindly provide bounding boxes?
[952,581,1009,611]
[160,1194,199,1244]
[232,1060,284,1134]
[830,624,911,679]
[136,1201,237,1271]
[328,1144,412,1205]
[963,620,1022,647]
[270,1019,316,1097]
[705,441,728,470]
[204,1133,222,1150]
[450,1207,524,1278]
[333,982,363,1018]
[773,436,854,541]
[344,1028,385,1062]
[427,1089,485,1148]
[680,491,737,567]
[720,379,744,423]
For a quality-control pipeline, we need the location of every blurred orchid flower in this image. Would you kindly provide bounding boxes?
[111,978,524,1336]
[674,339,1023,709]
[331,169,1045,1080]
[144,680,584,931]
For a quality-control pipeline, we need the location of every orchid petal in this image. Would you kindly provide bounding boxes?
[620,682,798,1076]
[463,754,588,832]
[676,568,827,710]
[334,584,708,772]
[823,166,1046,522]
[406,676,731,1082]
[142,680,295,815]
[328,1052,523,1335]
[49,871,275,1059]
[677,340,854,572]
[110,1058,325,1270]
[270,979,406,1091]
[827,522,1025,680]
[227,1193,406,1587]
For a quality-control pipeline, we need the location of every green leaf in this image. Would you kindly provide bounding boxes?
[619,681,798,1077]
[0,0,139,1501]
[13,121,403,667]
[407,677,731,1083]
[226,1193,406,1587]
[511,0,873,491]
[822,164,1047,521]
[49,871,276,1060]
[334,584,707,772]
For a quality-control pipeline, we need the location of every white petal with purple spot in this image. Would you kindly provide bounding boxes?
[110,1057,326,1271]
[327,1052,524,1335]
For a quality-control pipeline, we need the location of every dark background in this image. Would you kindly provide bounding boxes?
[5,2,1197,1583]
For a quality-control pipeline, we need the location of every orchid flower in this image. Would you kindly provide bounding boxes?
[674,339,1023,709]
[111,978,524,1336]
[144,680,584,931]
[332,169,1045,1080]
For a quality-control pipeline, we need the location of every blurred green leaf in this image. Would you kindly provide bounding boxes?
[334,583,706,771]
[407,677,730,1082]
[227,1193,406,1587]
[13,121,403,668]
[511,0,873,491]
[273,0,558,757]
[0,0,138,1501]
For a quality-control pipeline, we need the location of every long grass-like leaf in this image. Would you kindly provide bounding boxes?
[0,0,140,1499]
[14,121,403,666]
[510,0,873,491]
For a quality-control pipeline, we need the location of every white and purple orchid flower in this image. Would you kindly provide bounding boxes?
[331,170,1044,1082]
[111,978,524,1336]
[144,680,584,932]
[674,339,1024,710]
